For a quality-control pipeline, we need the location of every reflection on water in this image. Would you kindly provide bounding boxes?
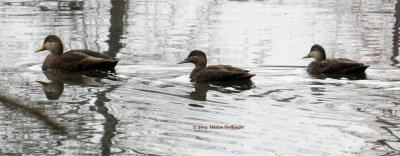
[36,70,110,100]
[190,79,254,101]
[36,80,64,100]
[0,94,66,132]
[0,0,400,155]
[392,0,400,65]
[309,72,367,80]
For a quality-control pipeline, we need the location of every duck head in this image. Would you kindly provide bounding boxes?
[177,50,207,67]
[303,44,326,61]
[35,35,64,55]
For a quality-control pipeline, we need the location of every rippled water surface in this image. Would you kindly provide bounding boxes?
[0,0,399,155]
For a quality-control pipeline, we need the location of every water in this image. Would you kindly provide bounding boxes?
[0,0,399,155]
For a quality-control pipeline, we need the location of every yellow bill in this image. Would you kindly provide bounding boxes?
[35,46,45,52]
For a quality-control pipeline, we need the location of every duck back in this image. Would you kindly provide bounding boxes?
[208,65,250,73]
[43,50,119,71]
[307,58,368,74]
[192,65,255,82]
[66,49,115,59]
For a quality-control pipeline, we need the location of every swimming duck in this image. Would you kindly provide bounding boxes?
[177,50,255,82]
[35,35,119,72]
[303,44,369,74]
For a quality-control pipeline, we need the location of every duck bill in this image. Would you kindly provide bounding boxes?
[177,58,189,64]
[303,55,311,59]
[35,46,45,52]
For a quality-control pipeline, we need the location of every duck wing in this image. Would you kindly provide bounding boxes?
[66,49,119,60]
[193,66,255,82]
[207,65,250,72]
[44,51,119,71]
[308,59,368,74]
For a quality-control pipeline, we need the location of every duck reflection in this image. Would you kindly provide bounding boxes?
[36,80,64,100]
[309,72,367,80]
[36,70,111,100]
[189,79,255,101]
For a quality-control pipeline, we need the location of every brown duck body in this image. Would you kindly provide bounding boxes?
[307,58,369,74]
[36,35,119,72]
[190,65,255,82]
[42,49,119,71]
[179,50,255,82]
[304,44,368,75]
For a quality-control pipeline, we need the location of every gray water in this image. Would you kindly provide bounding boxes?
[0,0,399,155]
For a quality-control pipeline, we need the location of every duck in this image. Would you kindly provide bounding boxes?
[303,44,369,74]
[35,35,119,72]
[177,50,255,82]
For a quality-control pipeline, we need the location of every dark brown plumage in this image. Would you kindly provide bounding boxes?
[35,35,119,72]
[303,44,369,74]
[178,50,255,82]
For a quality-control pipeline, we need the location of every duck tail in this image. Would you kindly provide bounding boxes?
[350,65,369,73]
[242,73,256,79]
[95,60,119,70]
